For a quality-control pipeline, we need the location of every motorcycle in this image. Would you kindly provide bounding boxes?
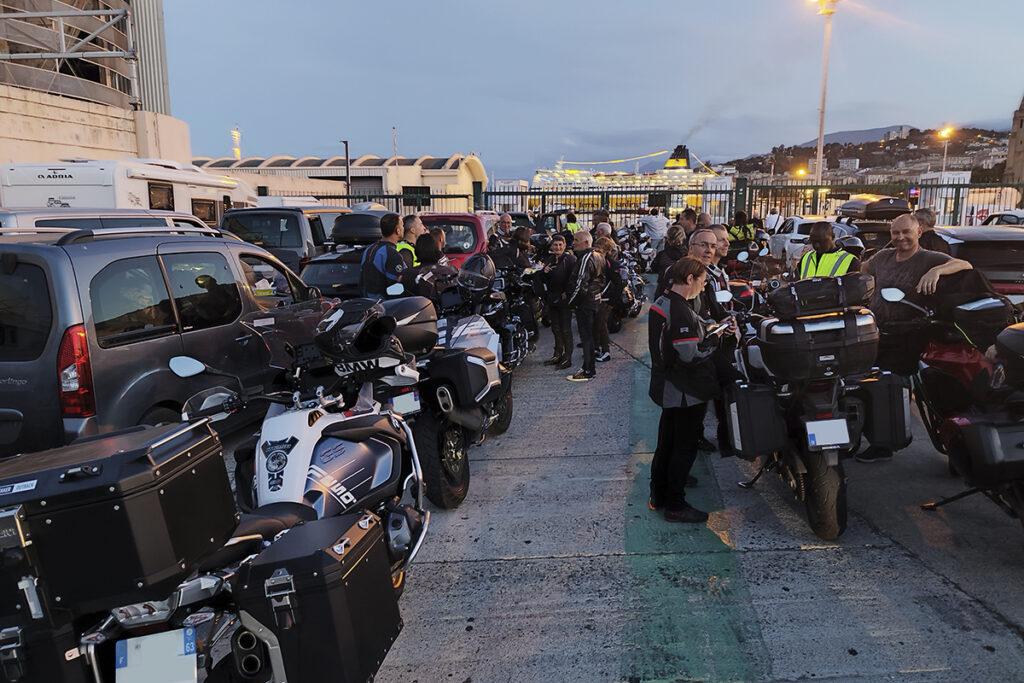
[876,285,1024,526]
[607,254,648,334]
[723,273,912,540]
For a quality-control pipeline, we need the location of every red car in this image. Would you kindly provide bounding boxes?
[420,213,489,268]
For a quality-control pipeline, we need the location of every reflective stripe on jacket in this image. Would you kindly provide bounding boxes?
[799,248,853,279]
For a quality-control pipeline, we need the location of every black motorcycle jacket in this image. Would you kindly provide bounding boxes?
[648,290,719,408]
[542,251,577,306]
[566,248,606,308]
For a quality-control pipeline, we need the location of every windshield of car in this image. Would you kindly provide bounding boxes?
[0,263,52,361]
[223,212,301,248]
[992,215,1021,225]
[426,220,479,254]
[956,242,1024,269]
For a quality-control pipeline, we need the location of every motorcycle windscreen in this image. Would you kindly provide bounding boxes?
[438,315,501,357]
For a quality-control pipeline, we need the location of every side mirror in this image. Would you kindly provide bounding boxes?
[793,237,809,245]
[715,290,734,303]
[747,241,759,252]
[737,251,749,263]
[386,283,405,296]
[881,288,905,303]
[170,356,206,378]
[759,247,769,256]
[308,286,322,300]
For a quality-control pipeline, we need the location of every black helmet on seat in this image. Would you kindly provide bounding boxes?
[314,299,404,366]
[457,253,496,293]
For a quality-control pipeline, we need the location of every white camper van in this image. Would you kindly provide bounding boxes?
[0,158,256,226]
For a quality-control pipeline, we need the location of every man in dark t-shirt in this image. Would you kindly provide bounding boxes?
[913,207,951,255]
[857,213,972,463]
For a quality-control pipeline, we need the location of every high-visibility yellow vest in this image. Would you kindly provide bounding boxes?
[728,224,755,242]
[799,248,853,279]
[565,222,581,234]
[396,241,419,267]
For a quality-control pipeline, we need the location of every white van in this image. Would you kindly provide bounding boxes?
[0,158,256,226]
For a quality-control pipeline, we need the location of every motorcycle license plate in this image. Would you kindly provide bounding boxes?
[804,418,850,449]
[390,390,420,415]
[115,628,197,683]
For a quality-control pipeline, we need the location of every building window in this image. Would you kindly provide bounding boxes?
[149,182,174,211]
[191,199,217,226]
[401,186,431,208]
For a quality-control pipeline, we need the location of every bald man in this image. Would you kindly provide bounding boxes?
[857,213,972,463]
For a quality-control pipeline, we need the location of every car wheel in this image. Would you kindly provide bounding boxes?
[138,407,180,427]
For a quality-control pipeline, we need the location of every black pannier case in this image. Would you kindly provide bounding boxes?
[952,415,1024,487]
[726,383,788,459]
[768,272,874,319]
[381,296,439,355]
[759,309,879,380]
[0,422,237,617]
[232,512,402,683]
[856,371,912,450]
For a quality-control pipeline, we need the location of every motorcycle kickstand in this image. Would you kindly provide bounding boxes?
[738,460,774,489]
[921,487,982,511]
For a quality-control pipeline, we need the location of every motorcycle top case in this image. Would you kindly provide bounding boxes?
[996,323,1024,386]
[380,296,439,355]
[951,413,1024,487]
[0,422,237,616]
[758,308,879,381]
[232,512,401,683]
[725,382,788,459]
[767,272,874,319]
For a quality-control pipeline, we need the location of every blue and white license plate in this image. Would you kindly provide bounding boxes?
[115,628,197,683]
[805,418,850,449]
[390,390,421,415]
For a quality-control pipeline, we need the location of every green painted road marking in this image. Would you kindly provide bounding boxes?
[621,300,768,683]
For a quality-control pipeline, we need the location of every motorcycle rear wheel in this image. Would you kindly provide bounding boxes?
[414,412,470,509]
[802,449,847,540]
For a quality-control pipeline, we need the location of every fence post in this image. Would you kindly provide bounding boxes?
[811,187,820,215]
[541,193,547,216]
[733,177,747,219]
[951,185,963,226]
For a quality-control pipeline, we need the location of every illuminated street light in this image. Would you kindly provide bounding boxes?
[811,0,840,187]
[797,168,807,176]
[939,126,954,175]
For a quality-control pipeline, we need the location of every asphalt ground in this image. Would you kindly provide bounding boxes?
[367,301,1024,683]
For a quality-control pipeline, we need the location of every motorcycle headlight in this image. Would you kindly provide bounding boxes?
[990,363,1006,390]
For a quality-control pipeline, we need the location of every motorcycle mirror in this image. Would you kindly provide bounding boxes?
[169,356,206,378]
[715,290,734,303]
[747,241,759,252]
[386,283,405,296]
[759,247,769,256]
[737,251,749,263]
[880,288,905,303]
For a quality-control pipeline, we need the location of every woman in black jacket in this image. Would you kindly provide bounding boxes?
[541,234,577,368]
[652,224,687,296]
[403,234,458,304]
[648,256,733,523]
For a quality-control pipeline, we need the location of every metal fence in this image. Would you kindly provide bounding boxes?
[268,191,474,214]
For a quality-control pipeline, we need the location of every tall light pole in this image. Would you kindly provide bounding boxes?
[939,127,954,175]
[812,0,839,187]
[341,139,352,194]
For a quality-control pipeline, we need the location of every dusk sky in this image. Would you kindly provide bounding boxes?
[165,0,1024,180]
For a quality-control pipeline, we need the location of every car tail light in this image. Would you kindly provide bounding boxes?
[57,324,95,418]
[299,256,310,271]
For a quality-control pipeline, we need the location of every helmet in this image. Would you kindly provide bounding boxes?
[457,253,496,293]
[836,235,865,258]
[314,299,403,365]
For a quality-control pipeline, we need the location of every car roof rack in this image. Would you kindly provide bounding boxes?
[53,225,233,246]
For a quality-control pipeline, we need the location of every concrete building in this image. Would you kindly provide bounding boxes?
[838,158,860,171]
[0,1,190,164]
[193,154,489,212]
[1006,92,1024,184]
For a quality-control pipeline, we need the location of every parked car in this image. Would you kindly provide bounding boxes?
[767,216,855,269]
[420,213,489,268]
[0,207,209,231]
[221,205,351,272]
[933,226,1024,306]
[980,210,1024,226]
[0,222,325,457]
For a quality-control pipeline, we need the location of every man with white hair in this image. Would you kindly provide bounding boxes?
[488,213,514,250]
[566,230,606,382]
[594,222,613,239]
[765,207,783,233]
[914,207,950,255]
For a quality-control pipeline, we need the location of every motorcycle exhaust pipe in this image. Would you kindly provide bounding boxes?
[240,653,263,677]
[236,630,258,652]
[232,629,266,681]
[435,386,455,414]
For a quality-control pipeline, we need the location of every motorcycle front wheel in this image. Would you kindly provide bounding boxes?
[488,389,514,436]
[802,448,847,540]
[413,411,470,509]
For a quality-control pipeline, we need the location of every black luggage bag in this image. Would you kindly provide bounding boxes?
[950,415,1024,487]
[232,512,402,683]
[857,371,912,450]
[768,272,874,319]
[0,422,237,618]
[725,383,789,459]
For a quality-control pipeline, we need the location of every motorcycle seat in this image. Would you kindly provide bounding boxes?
[195,502,317,571]
[321,412,408,445]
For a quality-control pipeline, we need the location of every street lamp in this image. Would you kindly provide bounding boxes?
[939,127,954,175]
[811,0,840,187]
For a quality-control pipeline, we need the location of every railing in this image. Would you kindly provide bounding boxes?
[269,191,473,214]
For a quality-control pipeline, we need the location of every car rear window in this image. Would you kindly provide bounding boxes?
[223,213,301,248]
[0,263,52,361]
[301,260,362,287]
[426,221,479,254]
[957,242,1024,269]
